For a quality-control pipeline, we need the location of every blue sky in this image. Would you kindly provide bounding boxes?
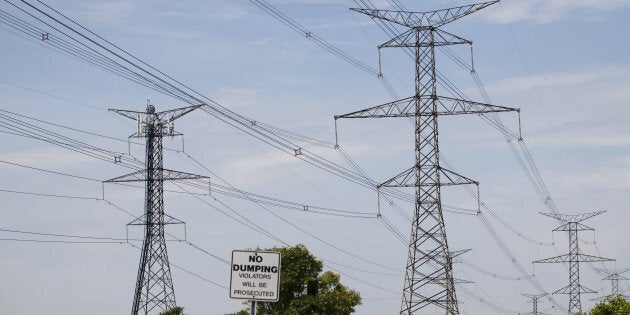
[1,0,629,314]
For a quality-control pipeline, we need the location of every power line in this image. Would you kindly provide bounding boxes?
[2,0,417,207]
[0,227,136,242]
[0,79,105,111]
[0,158,100,182]
[0,188,99,200]
[125,242,228,290]
[0,109,376,220]
[0,238,127,244]
[248,0,400,99]
[0,105,402,288]
[2,2,604,314]
[249,0,379,77]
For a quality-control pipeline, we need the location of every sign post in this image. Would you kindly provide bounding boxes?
[230,250,281,314]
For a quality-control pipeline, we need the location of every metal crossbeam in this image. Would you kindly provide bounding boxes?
[535,253,615,264]
[541,211,606,223]
[378,167,478,188]
[379,29,472,48]
[335,95,518,119]
[350,1,498,28]
[110,104,204,123]
[106,169,207,183]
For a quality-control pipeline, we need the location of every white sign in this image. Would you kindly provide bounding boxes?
[230,250,281,302]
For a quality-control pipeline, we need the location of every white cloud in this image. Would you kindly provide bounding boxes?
[478,63,630,153]
[270,0,341,4]
[482,0,630,24]
[157,4,248,23]
[211,6,249,22]
[487,63,630,95]
[530,132,630,149]
[77,1,135,25]
[213,86,264,108]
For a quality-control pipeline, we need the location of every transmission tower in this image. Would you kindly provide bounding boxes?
[106,101,205,315]
[592,268,630,300]
[522,293,550,315]
[335,1,520,314]
[534,212,614,315]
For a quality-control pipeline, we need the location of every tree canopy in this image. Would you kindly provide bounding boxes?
[577,295,630,315]
[159,306,184,315]
[227,244,361,315]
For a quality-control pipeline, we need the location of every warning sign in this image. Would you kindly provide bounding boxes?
[230,250,281,302]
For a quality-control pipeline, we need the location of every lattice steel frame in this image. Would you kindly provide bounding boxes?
[522,293,550,315]
[592,268,630,300]
[335,1,521,314]
[106,102,205,315]
[534,212,614,315]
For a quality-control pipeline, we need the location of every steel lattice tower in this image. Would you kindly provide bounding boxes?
[593,268,630,300]
[522,293,550,315]
[335,1,520,314]
[106,101,205,315]
[534,212,614,315]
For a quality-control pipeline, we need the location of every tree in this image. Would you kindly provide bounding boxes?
[310,271,362,314]
[577,295,630,315]
[224,309,249,315]
[159,306,184,315]
[228,244,361,315]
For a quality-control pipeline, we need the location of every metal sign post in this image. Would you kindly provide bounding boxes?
[250,300,256,315]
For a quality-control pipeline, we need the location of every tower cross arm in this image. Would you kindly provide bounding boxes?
[335,96,416,119]
[127,213,185,226]
[109,103,204,123]
[522,293,549,299]
[534,253,614,264]
[534,254,571,264]
[379,29,471,48]
[554,284,598,295]
[434,96,519,116]
[377,166,477,188]
[105,168,208,183]
[350,1,498,28]
[603,274,629,281]
[541,210,606,223]
[155,104,205,122]
[552,222,594,232]
[595,267,630,275]
[335,96,518,120]
[108,108,144,121]
[575,253,614,263]
[439,167,478,186]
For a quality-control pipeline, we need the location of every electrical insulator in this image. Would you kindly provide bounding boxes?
[137,114,141,134]
[168,115,174,135]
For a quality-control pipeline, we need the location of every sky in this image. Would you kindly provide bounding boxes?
[1,0,629,314]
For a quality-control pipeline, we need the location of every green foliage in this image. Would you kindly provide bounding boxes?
[577,295,630,315]
[159,306,184,315]
[258,244,323,314]
[224,309,249,315]
[311,271,362,314]
[228,244,361,315]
